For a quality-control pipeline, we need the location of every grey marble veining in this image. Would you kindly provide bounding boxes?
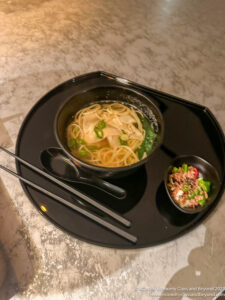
[0,0,225,299]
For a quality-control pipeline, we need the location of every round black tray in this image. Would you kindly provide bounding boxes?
[16,71,225,249]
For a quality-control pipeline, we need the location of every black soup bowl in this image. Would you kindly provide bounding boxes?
[55,85,164,178]
[164,155,221,214]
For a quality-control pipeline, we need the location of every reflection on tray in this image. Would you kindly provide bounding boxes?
[69,166,147,214]
[156,182,197,226]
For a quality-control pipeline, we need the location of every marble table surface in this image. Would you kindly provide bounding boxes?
[0,0,224,299]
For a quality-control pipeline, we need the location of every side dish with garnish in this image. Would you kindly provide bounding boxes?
[167,164,211,208]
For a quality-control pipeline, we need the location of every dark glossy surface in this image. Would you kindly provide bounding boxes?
[40,147,127,199]
[164,155,221,214]
[15,71,225,248]
[55,85,164,178]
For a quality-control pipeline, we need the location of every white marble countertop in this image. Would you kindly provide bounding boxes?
[0,0,225,299]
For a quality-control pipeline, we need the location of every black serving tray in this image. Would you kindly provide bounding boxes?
[15,71,225,248]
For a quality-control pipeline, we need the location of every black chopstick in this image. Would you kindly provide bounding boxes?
[0,146,130,228]
[0,165,137,244]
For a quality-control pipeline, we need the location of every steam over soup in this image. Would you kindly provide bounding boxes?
[66,103,157,167]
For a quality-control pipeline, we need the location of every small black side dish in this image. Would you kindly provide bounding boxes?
[164,155,221,214]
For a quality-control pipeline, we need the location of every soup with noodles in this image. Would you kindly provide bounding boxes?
[66,102,157,167]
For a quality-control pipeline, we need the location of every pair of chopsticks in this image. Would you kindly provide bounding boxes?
[0,146,137,244]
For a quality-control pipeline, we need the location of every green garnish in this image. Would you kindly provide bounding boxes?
[172,167,178,173]
[120,134,128,141]
[199,199,206,206]
[203,181,211,193]
[96,120,106,129]
[119,137,128,146]
[188,193,195,200]
[181,163,188,172]
[198,178,211,193]
[119,133,128,145]
[76,138,86,145]
[68,139,77,148]
[94,119,106,139]
[182,187,189,192]
[78,149,89,156]
[94,128,104,139]
[136,114,157,159]
[196,189,202,195]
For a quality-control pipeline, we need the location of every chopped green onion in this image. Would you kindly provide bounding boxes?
[172,167,178,173]
[188,192,195,199]
[182,163,188,172]
[197,177,204,182]
[120,134,128,141]
[119,133,128,145]
[196,189,202,195]
[199,184,206,192]
[96,120,106,130]
[94,127,103,139]
[76,138,86,145]
[94,120,106,139]
[78,149,89,156]
[202,181,211,193]
[199,199,206,206]
[182,188,189,192]
[119,137,128,146]
[197,179,210,193]
[68,139,77,148]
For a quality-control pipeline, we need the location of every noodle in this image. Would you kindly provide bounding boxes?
[66,102,149,167]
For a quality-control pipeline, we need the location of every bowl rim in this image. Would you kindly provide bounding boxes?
[164,154,222,214]
[54,85,164,172]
